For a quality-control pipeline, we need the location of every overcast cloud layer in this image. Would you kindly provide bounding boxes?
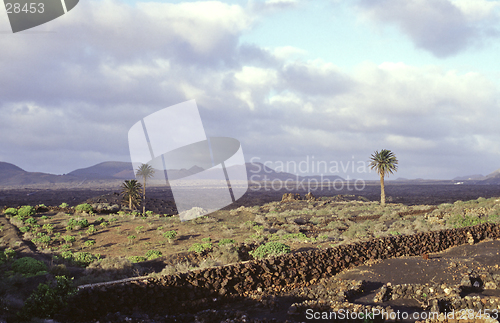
[0,0,499,180]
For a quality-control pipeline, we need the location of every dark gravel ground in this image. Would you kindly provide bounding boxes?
[2,183,500,212]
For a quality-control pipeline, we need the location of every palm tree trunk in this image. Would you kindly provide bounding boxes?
[380,174,386,206]
[143,179,146,215]
[129,196,132,210]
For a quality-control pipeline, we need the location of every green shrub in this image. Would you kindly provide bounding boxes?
[75,203,93,213]
[97,217,105,222]
[249,242,291,259]
[68,218,89,229]
[18,205,36,218]
[201,237,212,243]
[62,235,76,243]
[163,230,177,242]
[86,225,98,235]
[24,217,37,225]
[4,207,17,216]
[73,252,100,267]
[145,250,162,260]
[128,256,147,263]
[12,257,47,275]
[188,242,212,253]
[127,235,136,244]
[20,276,76,320]
[447,214,486,228]
[19,226,30,233]
[84,240,96,248]
[40,215,48,220]
[32,234,51,248]
[145,210,153,216]
[59,202,69,208]
[218,238,235,246]
[135,225,144,234]
[4,248,15,260]
[43,223,54,234]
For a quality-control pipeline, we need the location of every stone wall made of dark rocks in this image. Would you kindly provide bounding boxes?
[59,223,500,322]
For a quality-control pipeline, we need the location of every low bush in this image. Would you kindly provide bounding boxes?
[59,202,69,208]
[3,207,17,216]
[17,205,36,219]
[67,218,89,229]
[4,248,15,260]
[75,203,93,213]
[84,240,96,248]
[86,225,98,235]
[145,250,162,260]
[62,235,76,243]
[128,256,147,263]
[24,217,37,225]
[163,230,177,242]
[20,276,76,320]
[188,242,212,253]
[11,257,47,275]
[218,238,235,246]
[250,242,290,259]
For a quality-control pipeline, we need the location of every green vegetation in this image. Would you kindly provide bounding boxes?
[127,235,136,244]
[163,230,177,242]
[67,218,90,230]
[17,205,36,219]
[62,235,76,244]
[84,240,96,248]
[128,256,147,263]
[59,251,100,267]
[59,202,69,208]
[75,203,94,213]
[218,238,235,246]
[136,163,155,215]
[369,149,398,206]
[250,242,291,259]
[121,179,142,210]
[86,225,98,235]
[145,249,162,260]
[11,257,47,276]
[3,207,17,216]
[20,276,76,320]
[189,242,213,253]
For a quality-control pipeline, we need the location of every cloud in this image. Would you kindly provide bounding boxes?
[250,0,299,14]
[355,0,500,57]
[1,0,499,180]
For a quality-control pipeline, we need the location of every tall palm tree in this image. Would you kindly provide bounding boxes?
[121,179,142,210]
[369,149,398,206]
[136,163,155,215]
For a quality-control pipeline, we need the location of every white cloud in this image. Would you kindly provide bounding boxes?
[451,0,500,21]
[355,0,500,57]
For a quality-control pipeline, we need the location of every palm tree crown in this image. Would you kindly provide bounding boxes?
[121,179,142,210]
[369,149,398,206]
[135,163,155,215]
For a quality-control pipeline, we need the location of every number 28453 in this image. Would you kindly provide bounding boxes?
[6,3,45,14]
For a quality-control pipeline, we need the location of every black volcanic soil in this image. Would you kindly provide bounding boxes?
[2,183,500,213]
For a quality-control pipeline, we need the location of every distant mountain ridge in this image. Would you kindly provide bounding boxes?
[0,161,345,186]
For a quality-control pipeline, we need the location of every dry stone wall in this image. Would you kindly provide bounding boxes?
[59,223,500,322]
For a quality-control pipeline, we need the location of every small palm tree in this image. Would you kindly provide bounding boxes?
[369,149,398,206]
[121,179,142,210]
[136,163,155,215]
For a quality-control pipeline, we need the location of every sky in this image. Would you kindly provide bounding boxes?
[1,0,500,180]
